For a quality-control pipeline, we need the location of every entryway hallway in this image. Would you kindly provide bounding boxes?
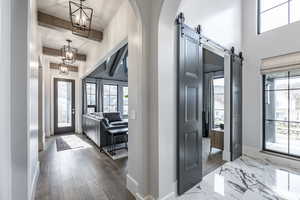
[35,134,134,200]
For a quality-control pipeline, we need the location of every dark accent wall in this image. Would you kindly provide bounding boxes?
[88,44,128,81]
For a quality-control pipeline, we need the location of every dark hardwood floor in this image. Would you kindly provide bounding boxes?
[35,134,135,200]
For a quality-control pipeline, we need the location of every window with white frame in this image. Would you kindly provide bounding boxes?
[103,84,118,112]
[86,83,97,113]
[258,0,300,33]
[123,87,128,115]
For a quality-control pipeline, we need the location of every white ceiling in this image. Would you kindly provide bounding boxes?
[39,26,94,54]
[38,0,125,64]
[38,0,125,30]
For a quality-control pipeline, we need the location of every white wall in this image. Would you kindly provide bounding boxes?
[28,0,41,198]
[0,1,12,199]
[242,0,300,151]
[38,60,45,151]
[179,0,242,51]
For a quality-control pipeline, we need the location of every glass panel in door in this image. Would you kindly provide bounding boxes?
[54,78,75,134]
[57,81,72,127]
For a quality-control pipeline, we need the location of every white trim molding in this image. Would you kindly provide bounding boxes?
[127,174,159,200]
[30,162,40,200]
[0,0,12,199]
[127,174,139,196]
[159,192,176,200]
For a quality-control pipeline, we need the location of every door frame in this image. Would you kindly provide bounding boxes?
[202,44,232,162]
[176,14,243,195]
[53,78,76,134]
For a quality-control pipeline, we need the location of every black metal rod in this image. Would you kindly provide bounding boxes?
[200,34,241,58]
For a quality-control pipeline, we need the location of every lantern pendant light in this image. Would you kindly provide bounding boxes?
[61,39,78,65]
[59,64,69,75]
[69,0,93,37]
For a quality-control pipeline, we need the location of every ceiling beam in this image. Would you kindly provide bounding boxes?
[43,47,87,61]
[38,11,103,42]
[49,63,78,72]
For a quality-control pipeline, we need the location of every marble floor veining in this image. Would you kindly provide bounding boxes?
[178,155,300,200]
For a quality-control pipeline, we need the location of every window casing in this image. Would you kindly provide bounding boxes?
[258,0,300,34]
[103,84,118,112]
[86,83,97,113]
[263,70,300,157]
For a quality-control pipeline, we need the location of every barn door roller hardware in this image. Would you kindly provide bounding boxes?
[175,12,243,60]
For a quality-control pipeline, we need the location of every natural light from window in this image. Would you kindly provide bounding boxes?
[86,83,96,113]
[103,84,118,112]
[213,78,225,129]
[264,71,300,157]
[123,87,128,115]
[259,0,300,33]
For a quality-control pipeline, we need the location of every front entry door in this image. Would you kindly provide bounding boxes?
[54,78,75,134]
[177,20,204,194]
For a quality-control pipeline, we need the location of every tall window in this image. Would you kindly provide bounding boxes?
[213,78,225,129]
[103,84,118,112]
[263,71,300,157]
[86,83,96,113]
[258,0,300,33]
[123,87,128,115]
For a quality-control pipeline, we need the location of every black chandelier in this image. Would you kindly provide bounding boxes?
[61,39,78,65]
[69,0,93,37]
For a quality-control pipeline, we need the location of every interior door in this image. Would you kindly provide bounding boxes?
[230,55,243,160]
[54,78,75,134]
[177,22,203,195]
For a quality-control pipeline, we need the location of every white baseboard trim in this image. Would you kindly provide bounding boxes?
[127,174,139,195]
[127,174,156,200]
[136,194,155,200]
[243,145,300,170]
[127,174,177,200]
[159,192,176,200]
[157,181,177,200]
[30,161,40,200]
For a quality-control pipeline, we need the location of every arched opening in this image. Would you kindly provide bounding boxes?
[81,0,151,197]
[26,0,150,199]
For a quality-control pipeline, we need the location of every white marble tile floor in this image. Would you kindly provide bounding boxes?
[178,155,300,200]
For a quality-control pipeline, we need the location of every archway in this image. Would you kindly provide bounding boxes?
[79,0,152,198]
[156,0,182,198]
[26,0,151,199]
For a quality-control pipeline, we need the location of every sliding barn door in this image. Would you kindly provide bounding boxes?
[177,22,203,195]
[230,55,243,160]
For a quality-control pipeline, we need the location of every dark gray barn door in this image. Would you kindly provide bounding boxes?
[177,22,203,195]
[230,55,243,160]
